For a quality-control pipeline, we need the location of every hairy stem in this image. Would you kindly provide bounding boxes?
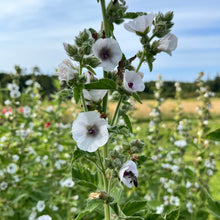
[136,52,145,73]
[111,95,124,126]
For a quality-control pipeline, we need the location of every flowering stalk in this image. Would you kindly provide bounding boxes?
[99,2,111,218]
[79,62,88,112]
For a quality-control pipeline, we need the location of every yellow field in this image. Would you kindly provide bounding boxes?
[109,98,220,120]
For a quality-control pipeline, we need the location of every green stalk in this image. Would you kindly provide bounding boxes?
[136,52,145,73]
[111,95,124,126]
[99,1,112,219]
[79,61,88,112]
[100,0,109,37]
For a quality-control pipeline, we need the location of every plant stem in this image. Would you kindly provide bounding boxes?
[111,95,124,126]
[136,52,145,73]
[81,93,88,112]
[100,0,109,37]
[99,1,112,219]
[79,61,88,112]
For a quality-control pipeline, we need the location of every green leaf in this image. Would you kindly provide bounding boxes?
[72,164,98,190]
[145,214,164,220]
[165,208,179,220]
[84,78,116,90]
[12,193,29,204]
[73,87,82,104]
[204,128,220,141]
[123,12,147,19]
[184,167,196,179]
[123,114,133,133]
[110,203,120,216]
[72,148,85,162]
[76,199,103,220]
[206,190,220,218]
[132,92,142,104]
[125,217,144,220]
[85,65,97,75]
[122,200,147,216]
[83,56,100,68]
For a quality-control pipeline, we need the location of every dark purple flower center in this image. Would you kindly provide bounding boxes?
[128,82,133,89]
[99,48,111,60]
[88,127,96,135]
[123,170,129,177]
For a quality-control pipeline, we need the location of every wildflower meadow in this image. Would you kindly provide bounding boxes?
[0,0,220,220]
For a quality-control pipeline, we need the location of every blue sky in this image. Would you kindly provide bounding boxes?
[0,0,220,82]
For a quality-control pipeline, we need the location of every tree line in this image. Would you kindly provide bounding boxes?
[0,71,220,102]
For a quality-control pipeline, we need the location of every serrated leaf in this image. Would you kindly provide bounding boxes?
[122,200,147,216]
[84,78,116,90]
[72,164,98,190]
[204,128,220,141]
[76,199,103,220]
[166,208,179,220]
[206,190,220,218]
[132,92,142,104]
[123,114,133,133]
[72,148,85,162]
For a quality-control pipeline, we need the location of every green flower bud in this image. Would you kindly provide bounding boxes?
[164,11,174,21]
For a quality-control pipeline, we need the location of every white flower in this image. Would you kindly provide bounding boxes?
[7,163,17,174]
[12,154,19,161]
[171,165,179,173]
[25,79,33,86]
[92,38,122,71]
[124,13,155,33]
[36,215,52,220]
[170,196,180,206]
[186,202,194,213]
[10,90,21,98]
[7,83,19,92]
[174,140,187,148]
[36,201,45,212]
[61,178,74,188]
[57,59,77,82]
[83,89,107,103]
[4,100,11,105]
[186,181,192,188]
[55,159,66,170]
[46,106,53,112]
[71,207,77,213]
[119,160,138,188]
[23,106,31,118]
[29,211,37,220]
[72,111,109,152]
[207,169,213,176]
[123,70,145,93]
[157,33,178,56]
[1,181,8,190]
[73,195,79,200]
[156,205,164,214]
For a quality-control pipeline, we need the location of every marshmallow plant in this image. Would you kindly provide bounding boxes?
[57,0,177,219]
